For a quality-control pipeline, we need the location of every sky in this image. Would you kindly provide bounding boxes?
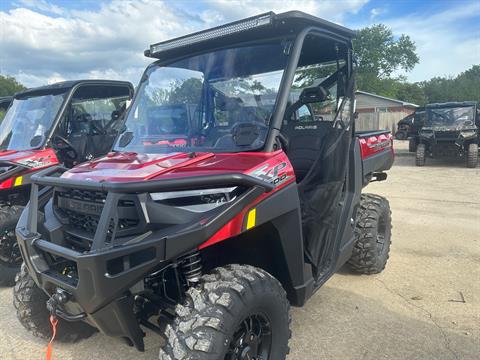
[0,0,479,88]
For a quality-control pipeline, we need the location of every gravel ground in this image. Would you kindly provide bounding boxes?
[0,140,479,360]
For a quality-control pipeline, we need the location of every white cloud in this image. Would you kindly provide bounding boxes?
[0,0,207,87]
[1,0,477,87]
[369,7,383,20]
[384,3,480,82]
[0,0,370,88]
[17,0,64,15]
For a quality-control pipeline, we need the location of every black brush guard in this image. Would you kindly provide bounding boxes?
[16,165,273,350]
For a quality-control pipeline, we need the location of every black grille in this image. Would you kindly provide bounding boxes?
[57,189,107,204]
[55,189,106,234]
[55,189,139,237]
[64,210,100,234]
[435,131,458,139]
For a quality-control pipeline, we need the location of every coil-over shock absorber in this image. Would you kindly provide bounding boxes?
[180,251,202,286]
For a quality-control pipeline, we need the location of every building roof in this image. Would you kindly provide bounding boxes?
[356,90,418,108]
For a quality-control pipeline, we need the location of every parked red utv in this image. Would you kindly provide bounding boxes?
[15,12,394,359]
[0,80,133,285]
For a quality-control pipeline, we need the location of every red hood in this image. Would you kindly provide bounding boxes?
[62,151,290,182]
[0,148,58,169]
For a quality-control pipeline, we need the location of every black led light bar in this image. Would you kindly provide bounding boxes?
[148,12,274,56]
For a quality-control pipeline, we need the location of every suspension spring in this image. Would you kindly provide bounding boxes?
[180,251,202,285]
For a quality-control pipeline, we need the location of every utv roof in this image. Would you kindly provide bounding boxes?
[146,11,356,60]
[426,101,477,109]
[15,79,134,99]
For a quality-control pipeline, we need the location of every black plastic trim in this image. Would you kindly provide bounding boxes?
[31,165,275,193]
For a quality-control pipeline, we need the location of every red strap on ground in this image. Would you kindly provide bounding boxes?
[46,315,58,360]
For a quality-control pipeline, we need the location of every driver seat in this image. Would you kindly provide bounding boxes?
[283,120,333,182]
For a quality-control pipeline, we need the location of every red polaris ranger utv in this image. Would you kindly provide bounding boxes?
[0,80,133,285]
[15,12,394,360]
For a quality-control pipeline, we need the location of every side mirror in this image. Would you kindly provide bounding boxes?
[30,135,45,148]
[118,131,133,148]
[300,86,329,104]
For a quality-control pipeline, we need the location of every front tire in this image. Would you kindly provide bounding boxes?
[348,194,392,275]
[0,205,24,286]
[416,143,426,166]
[395,131,407,140]
[13,264,96,342]
[159,265,291,360]
[466,143,478,168]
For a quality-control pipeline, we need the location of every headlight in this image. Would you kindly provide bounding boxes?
[420,130,434,137]
[460,130,476,138]
[150,187,241,213]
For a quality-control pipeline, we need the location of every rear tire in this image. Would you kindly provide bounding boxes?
[159,264,291,360]
[416,144,426,166]
[408,137,417,152]
[348,194,392,275]
[0,205,24,286]
[13,264,96,342]
[466,143,478,168]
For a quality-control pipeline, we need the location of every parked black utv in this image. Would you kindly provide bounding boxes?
[416,102,478,167]
[395,108,425,152]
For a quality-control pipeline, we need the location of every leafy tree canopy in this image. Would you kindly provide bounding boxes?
[0,75,26,97]
[353,24,478,106]
[353,24,419,93]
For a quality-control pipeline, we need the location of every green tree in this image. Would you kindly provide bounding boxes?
[422,65,480,103]
[168,78,203,104]
[353,24,419,93]
[396,82,427,106]
[0,75,26,97]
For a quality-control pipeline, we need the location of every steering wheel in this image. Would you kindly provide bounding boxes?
[231,121,268,147]
[52,135,78,160]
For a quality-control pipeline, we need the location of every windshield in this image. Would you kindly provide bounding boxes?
[0,93,66,151]
[426,106,475,128]
[115,42,289,153]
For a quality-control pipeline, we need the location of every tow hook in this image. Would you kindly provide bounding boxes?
[46,288,70,316]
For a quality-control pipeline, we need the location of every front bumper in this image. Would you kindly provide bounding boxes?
[16,166,270,349]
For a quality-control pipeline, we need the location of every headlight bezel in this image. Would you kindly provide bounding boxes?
[150,186,243,213]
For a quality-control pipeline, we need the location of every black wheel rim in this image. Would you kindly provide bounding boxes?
[0,228,22,267]
[226,313,272,360]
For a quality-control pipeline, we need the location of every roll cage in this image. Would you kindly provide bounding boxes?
[133,11,356,153]
[424,102,477,128]
[12,80,134,151]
